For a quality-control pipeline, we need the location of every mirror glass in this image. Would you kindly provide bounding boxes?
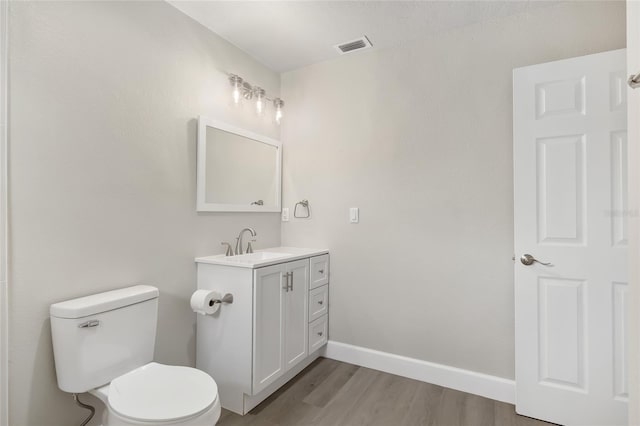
[197,117,281,212]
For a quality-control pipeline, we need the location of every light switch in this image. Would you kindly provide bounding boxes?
[282,208,290,222]
[350,207,359,223]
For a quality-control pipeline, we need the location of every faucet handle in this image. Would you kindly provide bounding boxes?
[221,242,234,256]
[246,239,256,254]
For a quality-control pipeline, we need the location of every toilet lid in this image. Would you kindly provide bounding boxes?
[108,362,218,422]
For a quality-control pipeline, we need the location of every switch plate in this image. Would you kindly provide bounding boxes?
[282,208,290,222]
[350,207,359,223]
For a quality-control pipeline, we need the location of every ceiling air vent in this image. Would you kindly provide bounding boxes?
[334,36,373,55]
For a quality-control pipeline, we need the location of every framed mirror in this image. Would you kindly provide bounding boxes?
[197,116,281,212]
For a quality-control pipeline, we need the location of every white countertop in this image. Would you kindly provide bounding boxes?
[195,247,329,269]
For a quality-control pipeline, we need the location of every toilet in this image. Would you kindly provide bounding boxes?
[50,285,221,426]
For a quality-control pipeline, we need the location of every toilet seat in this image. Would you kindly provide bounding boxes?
[107,362,218,423]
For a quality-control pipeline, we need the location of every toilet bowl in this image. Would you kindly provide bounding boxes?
[90,363,221,426]
[49,285,221,426]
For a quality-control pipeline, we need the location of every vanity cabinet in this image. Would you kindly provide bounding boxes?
[195,248,328,415]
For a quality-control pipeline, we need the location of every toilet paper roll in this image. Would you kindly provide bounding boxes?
[190,289,222,315]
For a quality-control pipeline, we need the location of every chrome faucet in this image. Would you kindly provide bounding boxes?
[221,242,234,257]
[235,227,257,255]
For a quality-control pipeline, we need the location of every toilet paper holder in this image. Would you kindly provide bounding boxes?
[210,293,234,306]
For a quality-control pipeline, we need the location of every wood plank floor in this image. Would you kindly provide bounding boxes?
[217,357,554,426]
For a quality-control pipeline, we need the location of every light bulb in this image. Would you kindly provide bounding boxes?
[254,87,266,116]
[273,98,284,125]
[229,74,243,105]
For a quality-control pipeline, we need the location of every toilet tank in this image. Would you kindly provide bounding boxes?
[50,285,159,393]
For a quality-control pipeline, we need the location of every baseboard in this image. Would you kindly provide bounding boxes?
[322,341,515,405]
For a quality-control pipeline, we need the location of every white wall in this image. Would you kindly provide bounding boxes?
[281,1,626,380]
[9,2,281,425]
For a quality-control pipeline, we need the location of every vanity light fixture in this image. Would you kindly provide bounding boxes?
[228,74,285,124]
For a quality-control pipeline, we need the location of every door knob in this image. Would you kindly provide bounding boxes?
[629,71,640,89]
[520,254,551,266]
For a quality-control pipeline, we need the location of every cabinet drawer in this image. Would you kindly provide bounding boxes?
[308,315,328,353]
[310,254,329,290]
[309,285,328,322]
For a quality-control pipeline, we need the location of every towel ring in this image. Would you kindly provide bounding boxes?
[294,200,310,218]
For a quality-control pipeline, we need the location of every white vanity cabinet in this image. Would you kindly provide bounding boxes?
[195,248,328,415]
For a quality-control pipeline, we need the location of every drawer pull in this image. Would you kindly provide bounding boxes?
[318,300,324,305]
[283,272,293,292]
[318,269,324,274]
[317,331,323,336]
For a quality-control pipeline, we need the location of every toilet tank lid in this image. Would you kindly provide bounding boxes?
[50,285,159,319]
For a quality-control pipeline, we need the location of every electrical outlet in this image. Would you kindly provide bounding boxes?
[282,208,290,222]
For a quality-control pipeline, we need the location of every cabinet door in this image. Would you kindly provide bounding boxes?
[253,264,285,394]
[284,259,309,371]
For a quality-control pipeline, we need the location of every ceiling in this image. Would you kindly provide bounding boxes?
[168,1,561,73]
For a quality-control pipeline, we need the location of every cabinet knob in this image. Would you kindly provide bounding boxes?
[318,300,323,305]
[317,331,323,336]
[319,269,324,274]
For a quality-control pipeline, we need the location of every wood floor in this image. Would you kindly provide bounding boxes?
[217,357,554,426]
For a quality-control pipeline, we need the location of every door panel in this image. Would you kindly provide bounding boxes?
[611,131,628,247]
[284,259,309,370]
[252,264,285,394]
[536,134,585,244]
[613,281,628,401]
[537,277,586,390]
[514,49,628,426]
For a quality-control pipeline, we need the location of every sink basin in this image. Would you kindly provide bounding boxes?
[195,247,329,269]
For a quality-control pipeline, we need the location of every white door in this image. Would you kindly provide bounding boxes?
[252,264,285,394]
[626,2,640,423]
[0,2,7,425]
[514,49,628,426]
[284,259,309,370]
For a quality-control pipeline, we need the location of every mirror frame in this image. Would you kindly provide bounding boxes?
[197,116,282,212]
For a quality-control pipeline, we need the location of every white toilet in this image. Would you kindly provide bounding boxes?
[50,285,221,426]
